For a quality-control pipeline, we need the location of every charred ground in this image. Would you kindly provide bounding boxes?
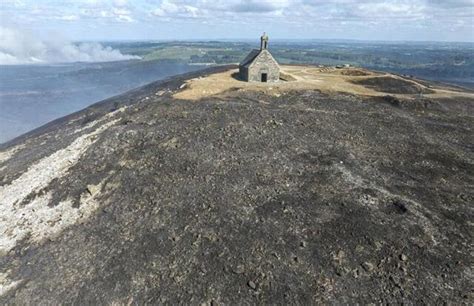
[0,65,473,304]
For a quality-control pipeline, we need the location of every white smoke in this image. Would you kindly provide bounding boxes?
[0,27,140,65]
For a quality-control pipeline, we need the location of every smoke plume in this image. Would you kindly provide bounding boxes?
[0,27,140,65]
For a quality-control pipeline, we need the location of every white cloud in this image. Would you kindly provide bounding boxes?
[0,0,473,41]
[149,0,292,18]
[57,15,80,21]
[114,0,128,7]
[116,15,134,22]
[146,0,473,20]
[151,0,201,18]
[79,5,135,22]
[354,2,426,20]
[0,27,140,65]
[2,0,25,7]
[112,7,134,22]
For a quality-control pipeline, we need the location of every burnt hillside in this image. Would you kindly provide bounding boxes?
[0,66,473,304]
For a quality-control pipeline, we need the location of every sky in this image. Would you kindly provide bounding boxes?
[1,0,473,42]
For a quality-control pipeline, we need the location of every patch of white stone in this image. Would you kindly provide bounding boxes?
[0,113,121,255]
[0,272,23,298]
[73,106,127,134]
[0,144,25,165]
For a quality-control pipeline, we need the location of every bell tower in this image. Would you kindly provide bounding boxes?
[260,32,269,50]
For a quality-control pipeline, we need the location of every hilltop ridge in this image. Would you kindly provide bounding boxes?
[0,65,473,304]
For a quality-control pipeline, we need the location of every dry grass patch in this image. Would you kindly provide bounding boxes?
[173,65,474,101]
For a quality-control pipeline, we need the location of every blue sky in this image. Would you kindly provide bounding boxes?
[1,0,474,42]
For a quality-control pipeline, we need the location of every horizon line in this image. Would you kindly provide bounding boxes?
[77,38,474,44]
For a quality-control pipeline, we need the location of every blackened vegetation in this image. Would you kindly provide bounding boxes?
[380,95,443,111]
[389,199,409,214]
[0,67,473,304]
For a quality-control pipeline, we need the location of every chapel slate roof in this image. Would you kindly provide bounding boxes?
[239,49,261,67]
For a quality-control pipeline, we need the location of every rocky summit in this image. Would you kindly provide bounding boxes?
[0,65,473,304]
